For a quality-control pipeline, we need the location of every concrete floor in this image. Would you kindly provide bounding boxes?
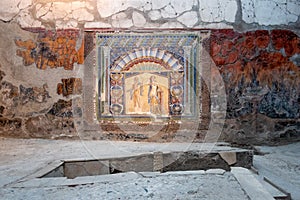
[0,137,299,199]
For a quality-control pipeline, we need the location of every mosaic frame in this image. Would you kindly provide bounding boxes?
[96,31,202,121]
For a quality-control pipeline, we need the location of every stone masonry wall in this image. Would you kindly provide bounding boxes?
[0,0,299,144]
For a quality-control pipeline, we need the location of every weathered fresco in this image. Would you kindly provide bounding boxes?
[15,30,84,70]
[208,29,300,144]
[57,78,82,97]
[0,27,83,139]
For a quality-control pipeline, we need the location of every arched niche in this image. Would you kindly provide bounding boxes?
[108,48,184,117]
[95,32,202,123]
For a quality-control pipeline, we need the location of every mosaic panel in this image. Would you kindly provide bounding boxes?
[96,32,201,120]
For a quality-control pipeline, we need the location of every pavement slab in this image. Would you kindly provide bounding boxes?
[2,138,298,199]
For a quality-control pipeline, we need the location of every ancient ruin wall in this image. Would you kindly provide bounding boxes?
[0,0,299,144]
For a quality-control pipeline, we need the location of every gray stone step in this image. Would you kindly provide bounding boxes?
[258,176,291,200]
[232,167,291,200]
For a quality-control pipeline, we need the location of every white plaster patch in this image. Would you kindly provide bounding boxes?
[199,0,237,23]
[0,0,32,21]
[112,12,127,21]
[148,10,162,21]
[160,21,184,28]
[195,22,233,29]
[177,11,198,27]
[36,1,94,26]
[151,0,169,10]
[72,8,94,21]
[144,22,161,28]
[17,10,43,28]
[241,0,255,23]
[241,0,300,25]
[287,0,300,16]
[35,4,42,12]
[111,12,133,28]
[40,2,68,20]
[52,2,70,19]
[56,19,78,29]
[86,2,94,10]
[84,22,112,29]
[97,0,148,18]
[132,12,146,27]
[71,1,87,10]
[170,0,195,15]
[224,0,237,22]
[19,0,32,10]
[36,4,51,18]
[142,1,152,11]
[161,4,178,18]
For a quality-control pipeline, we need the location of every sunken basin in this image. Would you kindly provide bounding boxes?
[41,150,253,179]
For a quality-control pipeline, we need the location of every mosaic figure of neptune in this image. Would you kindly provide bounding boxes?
[148,76,163,114]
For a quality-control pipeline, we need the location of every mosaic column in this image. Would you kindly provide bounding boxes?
[183,46,192,115]
[101,46,111,115]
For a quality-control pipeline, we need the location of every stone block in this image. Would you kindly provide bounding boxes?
[17,10,43,28]
[177,11,198,27]
[242,0,299,25]
[110,154,154,173]
[162,151,231,172]
[219,152,237,165]
[132,12,146,27]
[112,13,133,28]
[148,10,162,21]
[161,4,178,18]
[151,0,168,10]
[170,0,195,14]
[72,8,94,21]
[161,170,206,176]
[231,167,274,200]
[199,0,237,22]
[64,160,110,179]
[206,168,226,174]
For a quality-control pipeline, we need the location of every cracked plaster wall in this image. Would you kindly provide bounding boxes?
[0,0,299,30]
[0,0,299,144]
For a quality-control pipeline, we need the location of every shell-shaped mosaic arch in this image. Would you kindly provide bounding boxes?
[111,48,184,72]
